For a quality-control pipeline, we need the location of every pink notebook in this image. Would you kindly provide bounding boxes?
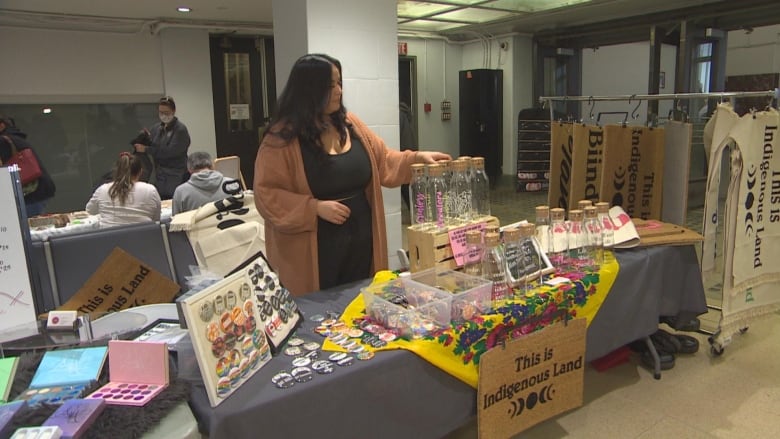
[86,340,169,406]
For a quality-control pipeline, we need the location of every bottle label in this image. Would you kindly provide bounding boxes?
[414,192,426,224]
[435,191,444,228]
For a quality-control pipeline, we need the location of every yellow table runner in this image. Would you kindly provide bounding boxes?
[324,255,619,388]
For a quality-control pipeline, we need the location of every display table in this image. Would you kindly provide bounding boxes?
[188,245,707,438]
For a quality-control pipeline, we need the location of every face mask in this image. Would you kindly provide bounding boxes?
[159,114,174,124]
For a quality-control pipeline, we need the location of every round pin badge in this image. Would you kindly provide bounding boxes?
[309,314,325,323]
[225,290,237,309]
[321,319,337,327]
[311,360,334,374]
[213,295,226,314]
[199,301,214,322]
[328,352,347,362]
[303,342,320,351]
[239,283,251,300]
[379,332,397,342]
[349,345,365,354]
[284,346,303,357]
[342,341,357,350]
[291,367,313,383]
[287,337,305,347]
[347,328,364,338]
[305,350,319,360]
[356,351,375,361]
[272,372,295,389]
[336,356,354,367]
[292,357,312,368]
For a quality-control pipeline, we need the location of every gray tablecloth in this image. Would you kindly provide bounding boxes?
[189,245,707,438]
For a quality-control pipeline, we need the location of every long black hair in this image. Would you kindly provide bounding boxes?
[109,153,143,205]
[264,54,348,153]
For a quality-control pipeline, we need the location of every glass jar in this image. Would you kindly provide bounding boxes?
[471,157,491,218]
[549,208,569,269]
[595,202,615,249]
[567,209,588,264]
[426,163,448,231]
[482,232,510,303]
[534,205,551,253]
[584,206,603,267]
[451,159,472,224]
[463,229,484,278]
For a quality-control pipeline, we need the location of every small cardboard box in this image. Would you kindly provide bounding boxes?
[407,216,499,272]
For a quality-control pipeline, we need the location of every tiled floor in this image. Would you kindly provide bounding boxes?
[403,175,780,438]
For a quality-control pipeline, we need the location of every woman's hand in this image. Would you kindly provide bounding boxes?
[415,151,452,164]
[317,200,351,225]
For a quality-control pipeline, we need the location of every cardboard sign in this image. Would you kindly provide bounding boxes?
[478,319,586,439]
[636,127,665,220]
[548,122,574,210]
[58,248,180,317]
[569,124,605,205]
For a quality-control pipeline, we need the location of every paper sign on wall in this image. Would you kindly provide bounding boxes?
[477,319,586,439]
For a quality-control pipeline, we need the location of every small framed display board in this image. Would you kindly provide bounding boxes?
[0,167,38,342]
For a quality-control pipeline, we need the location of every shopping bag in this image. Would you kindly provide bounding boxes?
[1,135,42,185]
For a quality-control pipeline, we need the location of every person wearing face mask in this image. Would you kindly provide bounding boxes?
[133,96,191,199]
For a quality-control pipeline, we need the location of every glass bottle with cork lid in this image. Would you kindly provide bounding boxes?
[426,163,448,231]
[534,205,551,253]
[463,229,484,278]
[594,202,615,249]
[482,231,510,304]
[471,156,491,218]
[409,163,429,230]
[501,227,523,293]
[567,209,588,264]
[549,207,568,269]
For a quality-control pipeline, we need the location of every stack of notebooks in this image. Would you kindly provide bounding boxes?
[14,346,108,407]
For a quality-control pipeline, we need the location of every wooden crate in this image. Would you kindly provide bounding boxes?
[407,216,499,272]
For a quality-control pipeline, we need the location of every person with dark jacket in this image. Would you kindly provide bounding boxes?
[133,96,191,199]
[0,115,56,216]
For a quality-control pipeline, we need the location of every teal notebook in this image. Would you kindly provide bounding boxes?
[1,357,20,402]
[30,346,109,388]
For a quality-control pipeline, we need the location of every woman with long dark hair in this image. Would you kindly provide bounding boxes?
[254,53,450,296]
[86,152,161,228]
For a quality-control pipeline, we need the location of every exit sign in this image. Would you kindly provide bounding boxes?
[398,42,408,55]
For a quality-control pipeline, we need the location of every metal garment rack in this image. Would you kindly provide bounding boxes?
[536,89,780,377]
[539,89,780,121]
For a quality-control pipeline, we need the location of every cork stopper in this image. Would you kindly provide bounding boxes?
[595,202,610,214]
[484,232,500,247]
[502,227,521,242]
[584,206,597,219]
[550,208,565,221]
[453,159,467,172]
[519,223,536,238]
[471,157,485,170]
[427,163,442,177]
[569,209,584,222]
[535,205,550,215]
[485,224,499,235]
[411,163,425,175]
[465,230,482,245]
[577,200,593,210]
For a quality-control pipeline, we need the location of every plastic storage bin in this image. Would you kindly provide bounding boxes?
[362,277,452,338]
[410,268,493,321]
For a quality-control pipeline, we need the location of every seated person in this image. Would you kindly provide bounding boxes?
[172,151,236,214]
[86,152,161,228]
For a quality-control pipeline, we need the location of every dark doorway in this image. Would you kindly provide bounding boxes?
[209,36,276,188]
[398,56,418,148]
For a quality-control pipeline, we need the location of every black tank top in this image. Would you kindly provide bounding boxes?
[301,129,372,200]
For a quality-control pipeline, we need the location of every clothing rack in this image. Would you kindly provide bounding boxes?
[539,89,780,121]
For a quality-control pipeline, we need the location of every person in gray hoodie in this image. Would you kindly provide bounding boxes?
[172,152,237,214]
